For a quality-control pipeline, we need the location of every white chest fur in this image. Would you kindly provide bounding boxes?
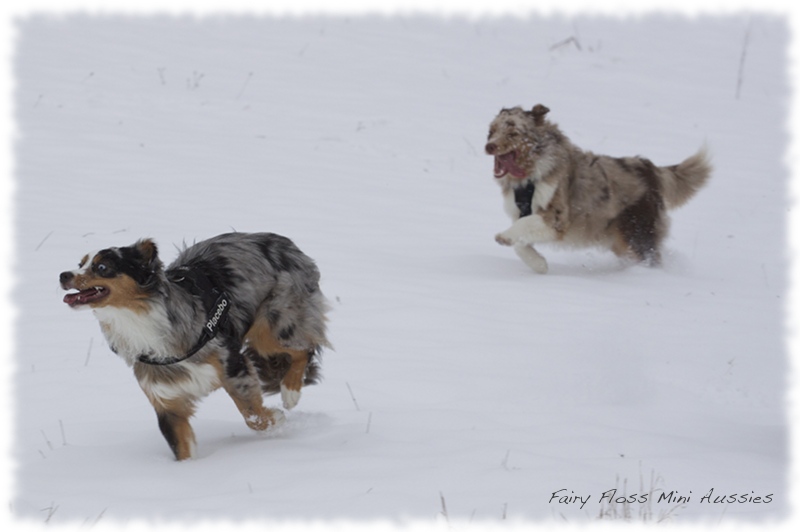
[533,181,557,210]
[502,189,520,220]
[138,363,221,406]
[94,305,171,366]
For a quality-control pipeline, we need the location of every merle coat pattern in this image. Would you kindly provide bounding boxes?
[60,232,330,460]
[485,104,711,273]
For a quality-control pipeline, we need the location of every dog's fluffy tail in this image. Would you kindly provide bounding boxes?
[658,146,712,209]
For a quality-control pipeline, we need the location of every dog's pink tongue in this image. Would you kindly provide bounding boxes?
[495,152,526,179]
[63,288,104,307]
[63,292,83,306]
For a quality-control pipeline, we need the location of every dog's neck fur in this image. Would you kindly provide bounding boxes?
[93,277,198,366]
[94,303,173,366]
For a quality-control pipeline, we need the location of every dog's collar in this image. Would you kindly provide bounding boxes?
[137,267,231,366]
[514,181,536,218]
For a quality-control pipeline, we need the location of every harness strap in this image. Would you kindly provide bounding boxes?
[137,267,231,366]
[514,181,536,218]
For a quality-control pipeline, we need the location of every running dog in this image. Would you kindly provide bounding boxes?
[60,232,330,460]
[485,104,711,273]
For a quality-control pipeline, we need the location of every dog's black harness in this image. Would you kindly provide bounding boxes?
[137,267,231,366]
[514,181,536,218]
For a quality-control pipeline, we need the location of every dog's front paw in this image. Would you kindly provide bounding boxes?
[244,407,285,431]
[515,244,548,274]
[495,232,514,246]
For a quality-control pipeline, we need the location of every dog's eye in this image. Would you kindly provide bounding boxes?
[508,131,519,138]
[94,263,114,277]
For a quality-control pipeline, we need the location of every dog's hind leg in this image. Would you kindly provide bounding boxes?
[244,314,314,410]
[280,350,310,410]
[612,158,668,266]
[614,195,665,267]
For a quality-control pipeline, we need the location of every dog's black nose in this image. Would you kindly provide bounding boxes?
[485,142,497,155]
[59,271,74,285]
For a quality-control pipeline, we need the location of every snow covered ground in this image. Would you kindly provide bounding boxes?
[7,7,793,530]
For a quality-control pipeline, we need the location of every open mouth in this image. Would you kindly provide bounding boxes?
[63,287,109,307]
[493,151,527,179]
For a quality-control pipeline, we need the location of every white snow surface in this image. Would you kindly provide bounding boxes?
[10,13,791,528]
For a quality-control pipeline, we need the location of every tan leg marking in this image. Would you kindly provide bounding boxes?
[244,315,310,409]
[147,396,197,461]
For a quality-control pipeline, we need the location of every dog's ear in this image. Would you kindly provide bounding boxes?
[113,239,163,287]
[134,238,159,265]
[133,238,163,285]
[530,104,550,126]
